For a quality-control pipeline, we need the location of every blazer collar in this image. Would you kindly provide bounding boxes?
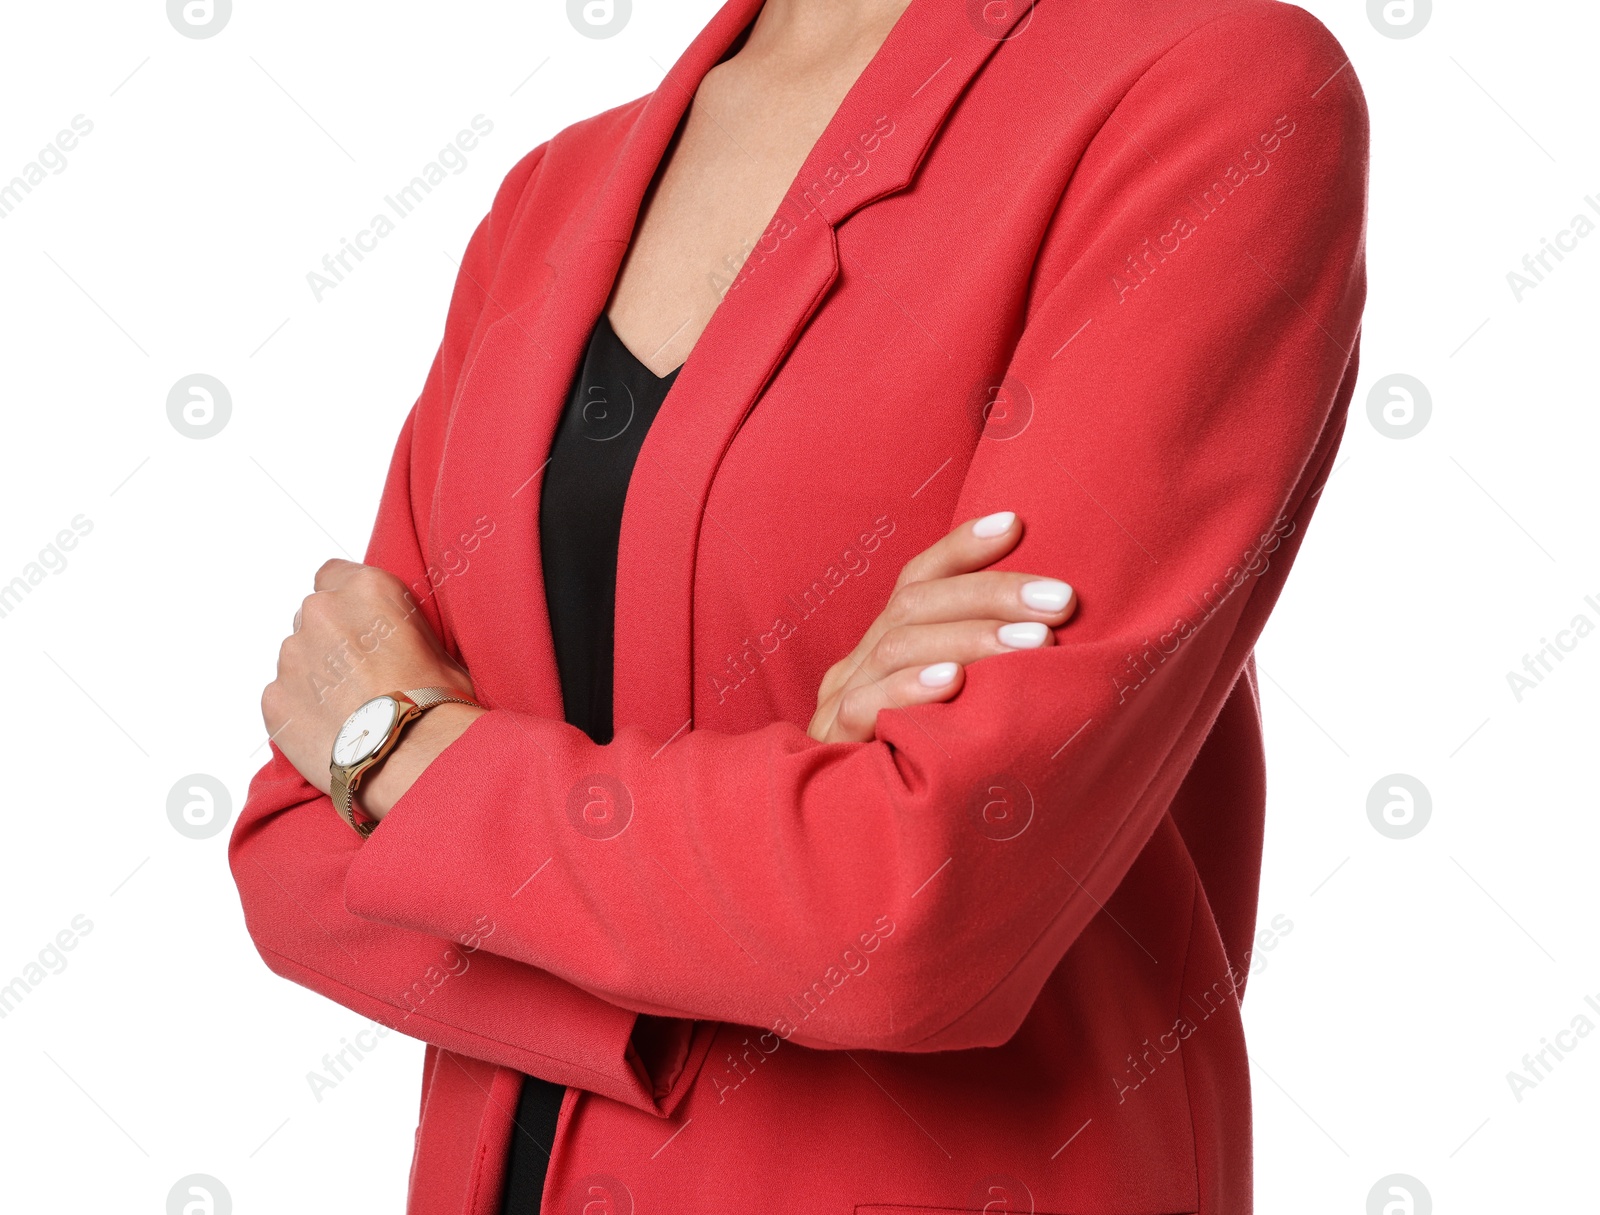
[435,0,1035,736]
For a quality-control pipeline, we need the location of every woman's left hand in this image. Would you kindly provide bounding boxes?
[261,559,477,799]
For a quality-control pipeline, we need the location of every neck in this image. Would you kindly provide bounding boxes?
[739,0,915,65]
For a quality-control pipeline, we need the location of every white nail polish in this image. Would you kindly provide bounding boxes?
[997,621,1049,649]
[918,662,960,687]
[1021,579,1073,612]
[972,510,1016,538]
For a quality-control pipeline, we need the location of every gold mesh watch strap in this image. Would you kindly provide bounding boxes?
[333,687,482,838]
[330,769,372,839]
[404,686,481,711]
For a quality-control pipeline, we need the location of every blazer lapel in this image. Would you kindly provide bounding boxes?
[436,0,1036,734]
[432,0,764,718]
[613,0,1037,739]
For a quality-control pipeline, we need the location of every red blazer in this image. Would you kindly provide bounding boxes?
[230,0,1367,1210]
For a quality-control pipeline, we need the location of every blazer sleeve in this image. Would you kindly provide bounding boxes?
[342,7,1369,1053]
[228,143,702,1117]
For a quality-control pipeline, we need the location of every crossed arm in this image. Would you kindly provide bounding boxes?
[230,4,1367,1113]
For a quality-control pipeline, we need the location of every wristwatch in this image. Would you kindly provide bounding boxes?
[329,687,481,837]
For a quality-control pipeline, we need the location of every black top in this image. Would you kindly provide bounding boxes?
[498,312,681,1214]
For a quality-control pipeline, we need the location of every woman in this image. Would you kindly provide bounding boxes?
[231,0,1368,1210]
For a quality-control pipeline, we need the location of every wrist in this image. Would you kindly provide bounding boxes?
[356,702,487,823]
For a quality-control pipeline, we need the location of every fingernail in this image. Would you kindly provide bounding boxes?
[971,510,1016,538]
[997,621,1049,649]
[918,662,960,688]
[1020,579,1073,612]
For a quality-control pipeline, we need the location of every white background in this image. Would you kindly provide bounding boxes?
[0,1,1593,1211]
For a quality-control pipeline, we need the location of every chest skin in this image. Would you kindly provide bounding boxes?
[607,0,914,378]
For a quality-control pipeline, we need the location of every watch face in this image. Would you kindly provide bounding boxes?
[332,696,400,767]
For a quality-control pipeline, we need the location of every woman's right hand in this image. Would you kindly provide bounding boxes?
[806,510,1077,744]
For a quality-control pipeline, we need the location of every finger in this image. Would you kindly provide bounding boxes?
[832,549,1068,701]
[817,570,1075,705]
[883,569,1077,632]
[833,617,1055,700]
[894,510,1024,590]
[816,661,967,744]
[826,513,1022,696]
[313,558,363,591]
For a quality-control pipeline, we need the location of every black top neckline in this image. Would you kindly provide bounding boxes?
[503,304,687,1214]
[598,310,685,383]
